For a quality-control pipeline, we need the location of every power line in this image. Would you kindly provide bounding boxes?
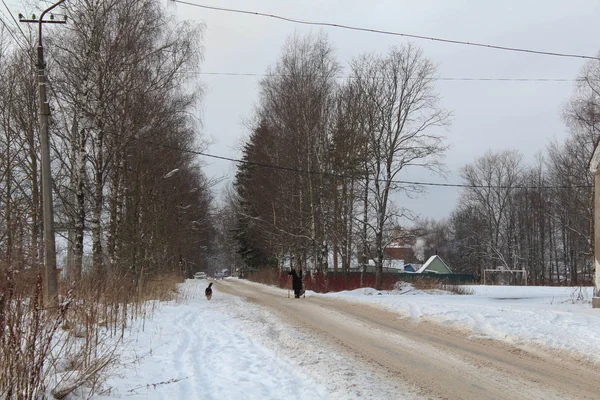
[0,5,36,66]
[171,0,600,61]
[149,141,591,190]
[0,16,33,61]
[194,71,581,83]
[1,0,30,46]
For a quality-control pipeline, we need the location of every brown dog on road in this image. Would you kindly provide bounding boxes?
[205,282,213,300]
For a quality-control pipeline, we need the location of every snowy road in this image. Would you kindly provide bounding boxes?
[101,279,408,399]
[100,279,600,399]
[217,279,600,400]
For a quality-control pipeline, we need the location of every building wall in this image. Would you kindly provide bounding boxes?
[425,258,452,274]
[384,247,415,262]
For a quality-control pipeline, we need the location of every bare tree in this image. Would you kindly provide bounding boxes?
[351,43,450,289]
[236,33,339,281]
[0,40,41,270]
[330,81,369,281]
[459,149,524,274]
[48,0,207,280]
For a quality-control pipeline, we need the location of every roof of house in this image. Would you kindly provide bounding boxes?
[416,255,453,274]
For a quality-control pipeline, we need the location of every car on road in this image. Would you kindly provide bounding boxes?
[194,272,208,279]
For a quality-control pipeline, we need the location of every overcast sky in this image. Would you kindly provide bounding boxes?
[169,0,600,221]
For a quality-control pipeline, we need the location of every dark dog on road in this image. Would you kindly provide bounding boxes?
[205,282,213,300]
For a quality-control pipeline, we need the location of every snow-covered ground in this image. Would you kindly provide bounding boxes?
[97,281,330,399]
[324,283,599,363]
[97,279,600,399]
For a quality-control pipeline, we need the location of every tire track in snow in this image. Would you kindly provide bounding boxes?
[170,290,241,399]
[172,309,202,398]
[215,280,419,399]
[127,280,329,399]
[218,279,600,400]
[201,293,324,399]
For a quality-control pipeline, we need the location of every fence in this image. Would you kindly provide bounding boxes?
[278,271,475,293]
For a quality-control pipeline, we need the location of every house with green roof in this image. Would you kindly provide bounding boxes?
[416,255,453,274]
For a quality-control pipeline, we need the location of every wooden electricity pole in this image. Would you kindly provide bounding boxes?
[20,2,67,307]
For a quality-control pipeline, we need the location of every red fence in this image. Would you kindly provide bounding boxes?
[279,272,400,293]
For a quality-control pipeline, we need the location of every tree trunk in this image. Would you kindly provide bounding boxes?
[71,128,86,281]
[360,172,369,288]
[92,129,104,272]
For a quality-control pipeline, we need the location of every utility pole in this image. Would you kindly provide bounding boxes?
[20,2,67,307]
[589,141,600,308]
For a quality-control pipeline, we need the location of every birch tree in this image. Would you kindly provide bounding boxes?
[50,0,207,279]
[236,33,339,280]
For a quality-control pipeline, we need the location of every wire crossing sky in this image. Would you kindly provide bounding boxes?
[4,0,595,219]
[166,0,599,219]
[171,0,600,61]
[196,71,584,82]
[150,142,591,190]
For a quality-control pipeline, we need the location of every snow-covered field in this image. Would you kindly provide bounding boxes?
[96,279,599,399]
